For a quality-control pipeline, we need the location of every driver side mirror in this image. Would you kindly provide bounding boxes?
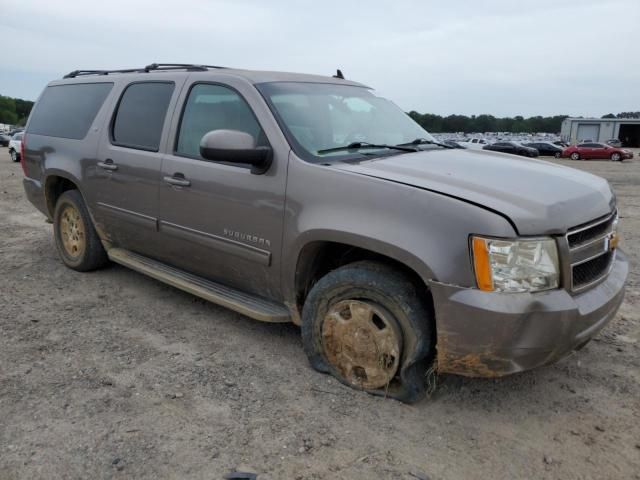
[200,129,272,174]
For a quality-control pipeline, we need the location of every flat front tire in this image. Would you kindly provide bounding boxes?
[301,261,435,403]
[53,190,108,271]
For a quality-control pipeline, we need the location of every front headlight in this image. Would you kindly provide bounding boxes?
[471,236,559,293]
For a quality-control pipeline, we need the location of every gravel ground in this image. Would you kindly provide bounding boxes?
[1,149,639,480]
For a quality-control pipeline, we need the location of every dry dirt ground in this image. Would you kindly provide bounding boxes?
[1,149,639,480]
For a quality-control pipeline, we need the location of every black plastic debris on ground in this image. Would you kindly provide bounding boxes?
[223,472,258,480]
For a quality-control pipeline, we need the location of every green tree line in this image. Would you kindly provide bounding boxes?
[407,111,569,134]
[602,112,640,119]
[0,95,34,126]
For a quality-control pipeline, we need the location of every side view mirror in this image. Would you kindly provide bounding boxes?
[200,129,272,174]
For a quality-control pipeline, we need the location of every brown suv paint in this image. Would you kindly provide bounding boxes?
[21,64,628,402]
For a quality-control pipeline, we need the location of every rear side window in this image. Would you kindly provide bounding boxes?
[176,83,265,158]
[112,82,175,151]
[28,83,113,139]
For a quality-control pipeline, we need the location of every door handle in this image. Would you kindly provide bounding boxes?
[97,159,118,171]
[164,174,191,187]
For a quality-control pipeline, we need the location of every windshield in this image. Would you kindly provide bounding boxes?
[256,82,435,162]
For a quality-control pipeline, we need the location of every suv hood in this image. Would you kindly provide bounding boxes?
[333,149,614,235]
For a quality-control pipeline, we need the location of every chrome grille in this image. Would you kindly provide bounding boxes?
[567,214,616,248]
[567,211,617,292]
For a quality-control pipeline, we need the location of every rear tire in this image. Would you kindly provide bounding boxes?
[53,190,109,271]
[10,149,18,162]
[570,152,580,160]
[554,152,561,158]
[301,261,435,403]
[610,153,621,162]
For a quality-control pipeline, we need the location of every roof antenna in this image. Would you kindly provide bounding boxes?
[333,69,344,79]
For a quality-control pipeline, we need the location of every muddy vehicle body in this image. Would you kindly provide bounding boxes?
[21,64,628,402]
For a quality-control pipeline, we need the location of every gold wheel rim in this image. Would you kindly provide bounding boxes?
[59,205,86,259]
[322,300,402,390]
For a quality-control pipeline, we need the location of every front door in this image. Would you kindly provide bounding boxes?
[88,79,183,257]
[156,81,288,300]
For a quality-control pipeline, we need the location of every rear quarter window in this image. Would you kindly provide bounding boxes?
[27,83,113,139]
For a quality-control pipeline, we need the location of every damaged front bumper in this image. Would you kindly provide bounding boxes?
[428,250,628,377]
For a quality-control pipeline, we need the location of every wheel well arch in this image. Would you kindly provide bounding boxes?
[294,241,433,314]
[44,175,79,217]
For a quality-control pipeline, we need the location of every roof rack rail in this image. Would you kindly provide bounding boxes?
[63,63,227,79]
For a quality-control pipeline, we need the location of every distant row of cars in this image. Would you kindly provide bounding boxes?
[0,129,24,162]
[444,138,633,161]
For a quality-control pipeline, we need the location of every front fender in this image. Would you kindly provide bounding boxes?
[281,154,517,305]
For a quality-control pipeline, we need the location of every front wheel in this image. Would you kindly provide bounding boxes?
[53,190,109,271]
[10,149,18,162]
[570,152,580,160]
[301,261,435,403]
[610,153,621,162]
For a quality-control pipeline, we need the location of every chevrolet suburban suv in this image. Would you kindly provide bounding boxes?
[21,63,628,402]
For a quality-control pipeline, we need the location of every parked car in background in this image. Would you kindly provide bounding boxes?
[7,128,24,137]
[8,132,23,162]
[562,142,633,161]
[483,141,539,157]
[606,139,623,148]
[442,139,466,149]
[523,141,563,158]
[459,138,489,149]
[0,133,10,147]
[553,140,569,148]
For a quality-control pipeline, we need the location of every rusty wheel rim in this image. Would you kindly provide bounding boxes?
[322,300,402,390]
[59,204,86,259]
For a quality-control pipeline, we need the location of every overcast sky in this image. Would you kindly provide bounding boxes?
[1,0,638,117]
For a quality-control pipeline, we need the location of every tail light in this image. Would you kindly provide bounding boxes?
[20,133,27,175]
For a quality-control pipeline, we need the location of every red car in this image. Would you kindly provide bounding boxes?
[562,142,634,161]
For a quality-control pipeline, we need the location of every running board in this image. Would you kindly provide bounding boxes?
[107,248,290,323]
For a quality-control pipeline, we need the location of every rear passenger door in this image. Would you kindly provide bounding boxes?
[88,78,185,256]
[155,79,288,300]
[579,143,595,159]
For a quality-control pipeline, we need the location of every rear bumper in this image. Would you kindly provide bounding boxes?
[428,250,628,377]
[23,177,49,218]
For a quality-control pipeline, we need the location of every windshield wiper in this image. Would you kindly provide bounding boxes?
[397,138,454,149]
[317,141,418,155]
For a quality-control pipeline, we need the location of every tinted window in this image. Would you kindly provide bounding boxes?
[176,83,264,158]
[112,82,175,151]
[28,83,113,139]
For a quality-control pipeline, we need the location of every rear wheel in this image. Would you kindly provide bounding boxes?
[53,190,109,271]
[610,152,621,162]
[554,152,561,158]
[301,261,435,403]
[570,152,580,160]
[10,149,18,162]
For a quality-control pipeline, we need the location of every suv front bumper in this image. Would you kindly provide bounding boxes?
[428,250,628,377]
